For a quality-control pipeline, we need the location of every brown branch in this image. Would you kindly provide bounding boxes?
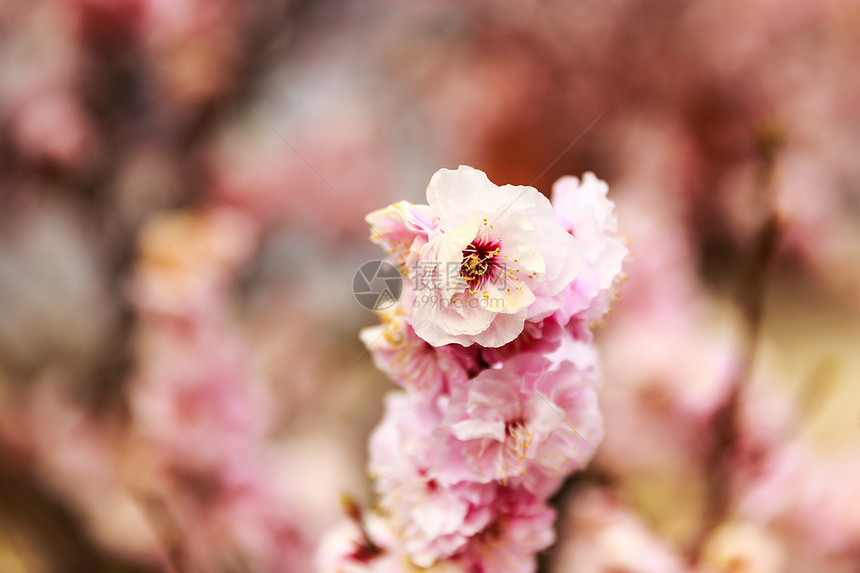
[0,438,157,573]
[692,122,785,558]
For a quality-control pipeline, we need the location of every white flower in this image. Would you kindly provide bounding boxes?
[366,166,581,348]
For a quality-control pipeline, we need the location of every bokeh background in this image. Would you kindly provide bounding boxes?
[0,1,859,572]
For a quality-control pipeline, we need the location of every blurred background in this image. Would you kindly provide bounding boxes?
[0,0,858,572]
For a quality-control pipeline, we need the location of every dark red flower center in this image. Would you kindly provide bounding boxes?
[460,239,502,292]
[505,417,526,437]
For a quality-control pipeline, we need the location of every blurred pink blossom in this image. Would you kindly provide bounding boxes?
[552,487,691,573]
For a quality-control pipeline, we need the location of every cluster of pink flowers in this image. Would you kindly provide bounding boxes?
[319,166,627,572]
[126,209,316,571]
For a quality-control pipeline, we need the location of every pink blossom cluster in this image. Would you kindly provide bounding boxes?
[319,166,627,572]
[126,208,316,571]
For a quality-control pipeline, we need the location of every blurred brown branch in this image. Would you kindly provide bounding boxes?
[693,122,785,559]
